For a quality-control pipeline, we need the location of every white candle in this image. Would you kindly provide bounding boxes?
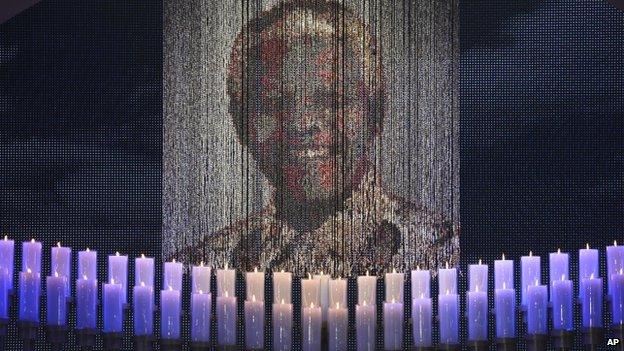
[469,260,488,292]
[0,236,14,292]
[133,282,154,336]
[244,295,264,349]
[411,267,430,299]
[357,272,377,305]
[163,259,183,291]
[191,291,211,343]
[22,239,42,274]
[192,262,211,294]
[356,301,376,351]
[385,269,404,303]
[302,302,321,351]
[216,265,236,297]
[216,291,237,346]
[108,252,128,304]
[301,274,320,309]
[329,277,347,308]
[78,248,97,281]
[313,272,330,322]
[328,302,347,351]
[51,242,71,298]
[521,252,541,307]
[273,270,292,304]
[135,254,154,288]
[272,300,293,351]
[412,295,432,347]
[383,299,404,350]
[160,287,181,340]
[495,254,514,289]
[438,262,457,295]
[549,249,569,301]
[246,267,265,302]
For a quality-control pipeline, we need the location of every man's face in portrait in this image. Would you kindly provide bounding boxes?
[229,8,378,205]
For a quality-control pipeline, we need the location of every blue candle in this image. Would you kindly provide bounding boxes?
[495,283,515,338]
[494,254,514,290]
[383,299,403,350]
[191,291,212,343]
[163,260,183,292]
[103,280,123,333]
[356,302,375,351]
[51,243,71,299]
[611,272,624,325]
[135,254,154,288]
[22,239,41,274]
[552,278,573,331]
[411,267,430,299]
[412,296,432,347]
[0,268,9,319]
[521,252,540,307]
[0,236,15,292]
[549,249,569,301]
[161,287,181,340]
[438,292,459,345]
[244,295,265,349]
[579,244,599,301]
[526,284,547,334]
[467,290,487,341]
[581,275,603,328]
[76,276,97,330]
[108,252,128,305]
[469,260,488,293]
[78,248,97,281]
[18,269,40,323]
[46,273,67,326]
[608,241,624,297]
[217,292,237,346]
[133,282,154,336]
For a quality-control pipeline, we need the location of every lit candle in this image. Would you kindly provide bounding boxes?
[108,252,128,305]
[76,275,97,330]
[439,262,457,295]
[272,300,293,351]
[412,293,432,347]
[160,287,181,340]
[216,291,236,346]
[439,290,459,345]
[495,281,516,338]
[191,290,212,343]
[494,253,513,289]
[0,236,14,292]
[192,262,211,294]
[385,268,404,303]
[216,265,235,298]
[246,267,265,302]
[328,277,347,308]
[301,274,320,309]
[581,274,603,328]
[163,259,183,292]
[103,279,123,333]
[135,254,154,288]
[552,276,573,331]
[357,271,376,306]
[521,251,541,307]
[356,301,375,351]
[22,239,42,274]
[302,302,321,351]
[51,242,71,299]
[469,260,488,293]
[46,272,67,326]
[19,268,40,323]
[133,282,154,336]
[467,287,487,341]
[611,270,624,325]
[273,270,292,304]
[78,248,97,281]
[411,267,430,298]
[244,294,264,349]
[549,249,569,301]
[328,302,347,351]
[0,268,9,319]
[526,283,547,335]
[383,298,404,350]
[313,272,330,322]
[608,241,624,297]
[579,244,599,285]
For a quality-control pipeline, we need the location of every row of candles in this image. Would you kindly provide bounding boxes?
[2,238,624,349]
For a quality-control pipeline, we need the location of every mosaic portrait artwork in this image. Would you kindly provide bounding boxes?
[164,0,459,277]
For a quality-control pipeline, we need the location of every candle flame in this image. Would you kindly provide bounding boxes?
[534,279,538,286]
[502,253,505,260]
[479,259,482,265]
[225,291,229,298]
[83,274,88,280]
[111,278,115,284]
[281,298,285,304]
[320,271,324,275]
[620,268,624,275]
[363,300,367,306]
[615,240,618,247]
[529,251,533,257]
[281,269,284,273]
[310,302,315,308]
[141,253,145,259]
[392,267,396,274]
[31,238,35,243]
[416,265,420,271]
[586,243,590,250]
[366,270,369,276]
[561,274,565,281]
[445,261,449,269]
[590,273,595,279]
[252,294,256,302]
[336,302,340,309]
[308,273,312,280]
[445,289,449,296]
[420,292,424,299]
[86,247,90,252]
[116,251,120,256]
[391,298,396,303]
[254,267,258,273]
[168,285,173,291]
[225,262,229,270]
[503,282,506,290]
[3,235,6,241]
[200,261,204,267]
[172,258,176,263]
[27,268,31,274]
[338,276,342,280]
[141,281,146,287]
[199,289,203,295]
[56,242,61,247]
[557,248,561,254]
[54,271,58,278]
[475,285,479,292]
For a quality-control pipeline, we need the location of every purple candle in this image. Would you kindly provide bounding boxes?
[272,301,293,351]
[192,262,211,294]
[0,268,9,319]
[135,254,154,288]
[0,236,15,292]
[549,249,569,301]
[439,263,457,294]
[607,241,624,297]
[191,291,212,343]
[521,252,540,307]
[412,296,432,347]
[495,282,515,338]
[439,292,459,345]
[19,269,40,323]
[217,292,237,346]
[22,239,42,274]
[160,287,181,340]
[78,248,97,281]
[494,254,514,289]
[108,252,128,304]
[526,284,547,334]
[328,303,347,351]
[356,302,375,351]
[133,282,154,335]
[581,275,603,328]
[51,242,71,299]
[76,276,97,330]
[469,260,488,293]
[163,259,183,292]
[46,273,67,326]
[411,267,430,298]
[552,278,573,331]
[611,271,624,325]
[467,290,488,341]
[103,280,123,333]
[244,295,264,349]
[383,299,403,350]
[302,303,322,351]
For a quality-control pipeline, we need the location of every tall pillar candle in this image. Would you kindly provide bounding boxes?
[467,289,487,341]
[78,248,97,281]
[19,269,40,323]
[302,303,321,351]
[217,291,237,346]
[384,299,404,350]
[412,295,432,347]
[22,239,41,274]
[76,276,97,330]
[329,277,347,308]
[191,290,212,343]
[581,275,603,328]
[608,241,624,297]
[301,275,320,309]
[521,252,540,307]
[192,263,211,294]
[135,254,154,288]
[439,291,459,345]
[549,249,569,301]
[356,302,375,351]
[273,300,293,351]
[103,280,123,333]
[108,252,128,305]
[246,267,265,302]
[328,302,347,351]
[494,254,514,290]
[216,266,236,298]
[611,271,624,325]
[0,269,9,319]
[163,259,183,291]
[46,273,67,326]
[439,263,457,294]
[51,242,71,298]
[495,282,516,338]
[385,269,404,303]
[526,284,547,335]
[411,268,430,298]
[273,270,292,304]
[0,236,14,292]
[133,282,154,336]
[469,260,488,293]
[357,272,376,306]
[244,295,264,349]
[313,272,330,322]
[161,287,181,340]
[552,277,573,331]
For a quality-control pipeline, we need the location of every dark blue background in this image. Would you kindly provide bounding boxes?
[0,0,622,349]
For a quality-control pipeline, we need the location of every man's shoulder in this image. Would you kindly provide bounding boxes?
[383,192,459,238]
